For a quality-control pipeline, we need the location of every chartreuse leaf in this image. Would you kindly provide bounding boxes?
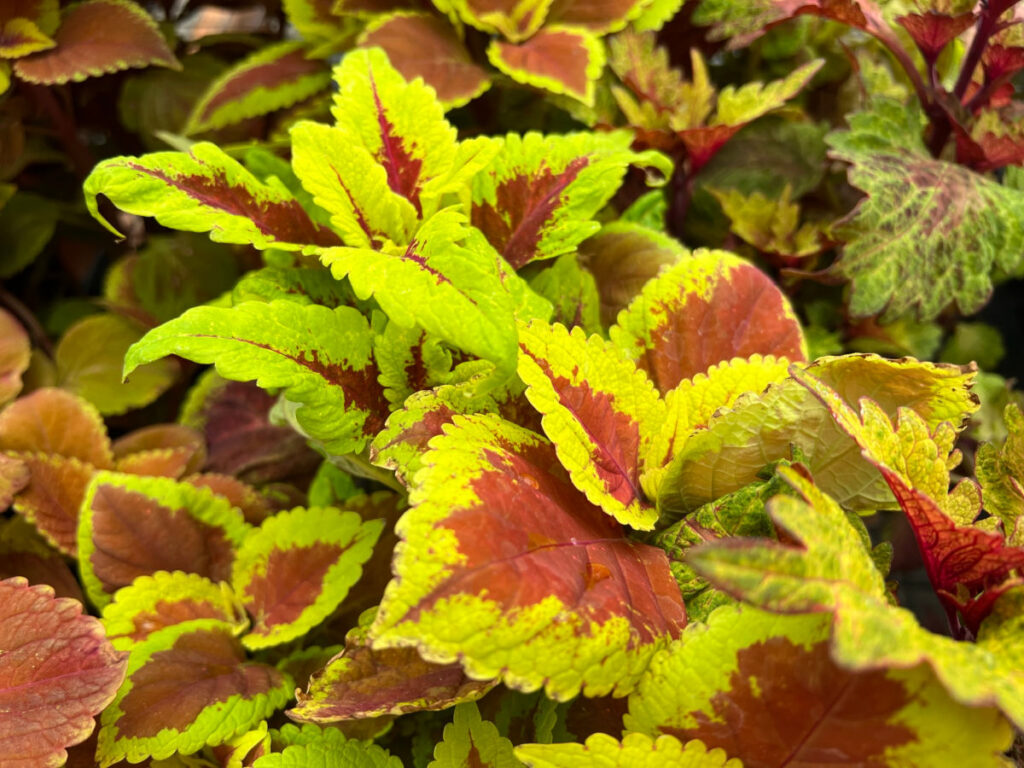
[655,354,977,515]
[609,249,806,394]
[827,98,1024,321]
[528,254,602,335]
[329,48,498,220]
[231,265,353,308]
[624,605,1011,766]
[0,577,127,768]
[0,16,54,58]
[77,471,251,608]
[124,300,390,458]
[101,571,247,651]
[315,209,520,391]
[231,506,384,650]
[976,403,1024,533]
[291,609,495,722]
[429,703,521,768]
[488,27,606,105]
[84,142,341,249]
[689,469,1024,730]
[517,733,736,768]
[517,320,662,529]
[374,321,454,407]
[372,413,686,700]
[0,1,59,37]
[185,41,331,135]
[253,724,402,767]
[469,131,670,270]
[97,619,291,766]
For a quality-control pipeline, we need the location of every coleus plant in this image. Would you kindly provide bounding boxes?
[4,15,1024,768]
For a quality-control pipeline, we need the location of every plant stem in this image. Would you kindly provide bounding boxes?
[953,4,999,102]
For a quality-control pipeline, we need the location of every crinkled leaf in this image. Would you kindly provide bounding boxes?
[291,613,495,722]
[710,185,824,258]
[231,265,353,309]
[0,306,29,406]
[101,571,247,650]
[316,209,519,390]
[9,454,94,556]
[56,313,179,416]
[253,725,402,767]
[126,301,389,457]
[528,254,602,335]
[655,355,977,514]
[517,320,662,529]
[231,506,383,649]
[84,142,342,249]
[517,732,736,768]
[610,249,806,395]
[372,413,686,700]
[374,322,454,407]
[0,387,113,467]
[0,578,128,768]
[78,471,251,608]
[977,403,1024,529]
[487,27,605,106]
[13,0,179,84]
[359,12,490,109]
[97,619,290,766]
[624,604,1011,766]
[827,98,1024,321]
[185,41,331,135]
[429,702,521,768]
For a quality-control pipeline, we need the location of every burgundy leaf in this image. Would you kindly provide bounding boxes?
[896,12,975,61]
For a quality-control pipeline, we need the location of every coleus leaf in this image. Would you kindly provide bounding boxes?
[689,468,1024,729]
[315,209,520,391]
[0,17,54,60]
[374,321,454,408]
[0,306,30,405]
[187,474,275,526]
[125,300,389,458]
[329,48,499,220]
[231,506,384,649]
[358,12,491,109]
[609,248,806,395]
[185,41,332,135]
[826,98,1024,321]
[101,571,248,650]
[517,319,662,529]
[9,454,95,556]
[487,27,606,106]
[469,131,670,270]
[976,403,1024,532]
[78,471,251,608]
[13,0,179,84]
[0,453,29,510]
[624,605,1012,766]
[0,578,128,768]
[97,619,291,766]
[444,0,551,41]
[896,11,975,62]
[291,610,495,722]
[429,703,521,767]
[0,0,60,36]
[795,368,1024,633]
[0,516,85,602]
[654,354,977,515]
[528,253,602,335]
[371,412,686,700]
[0,387,113,467]
[517,732,736,767]
[111,423,207,479]
[231,265,353,309]
[253,724,402,767]
[84,142,342,249]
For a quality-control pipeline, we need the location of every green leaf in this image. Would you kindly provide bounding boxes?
[827,98,1024,321]
[977,403,1024,532]
[528,254,602,335]
[374,321,454,408]
[315,209,519,391]
[253,724,402,767]
[231,506,384,649]
[517,320,662,529]
[429,703,522,768]
[231,265,353,308]
[185,41,331,134]
[624,605,1012,766]
[83,142,342,249]
[97,619,291,766]
[516,732,737,767]
[0,191,59,277]
[371,413,686,700]
[124,300,390,457]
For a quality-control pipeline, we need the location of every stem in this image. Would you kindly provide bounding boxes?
[953,4,998,101]
[964,69,1014,112]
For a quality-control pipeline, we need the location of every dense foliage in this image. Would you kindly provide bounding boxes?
[5,0,1024,765]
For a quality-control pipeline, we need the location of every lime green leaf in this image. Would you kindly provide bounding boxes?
[374,322,454,408]
[124,301,390,457]
[231,265,353,308]
[516,732,737,767]
[0,306,29,406]
[0,190,59,277]
[444,0,549,42]
[710,184,824,257]
[372,413,686,700]
[78,472,251,608]
[517,320,662,529]
[430,703,522,768]
[610,249,806,395]
[231,506,384,649]
[488,27,605,106]
[185,41,331,134]
[624,605,1012,767]
[253,724,402,767]
[315,209,519,390]
[528,254,602,335]
[102,571,248,650]
[827,98,1024,321]
[83,142,342,249]
[97,619,291,766]
[977,403,1024,530]
[0,16,54,58]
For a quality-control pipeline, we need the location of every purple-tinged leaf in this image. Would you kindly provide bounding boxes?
[487,26,605,105]
[896,11,975,62]
[13,0,179,84]
[0,577,128,768]
[97,619,290,765]
[0,516,84,601]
